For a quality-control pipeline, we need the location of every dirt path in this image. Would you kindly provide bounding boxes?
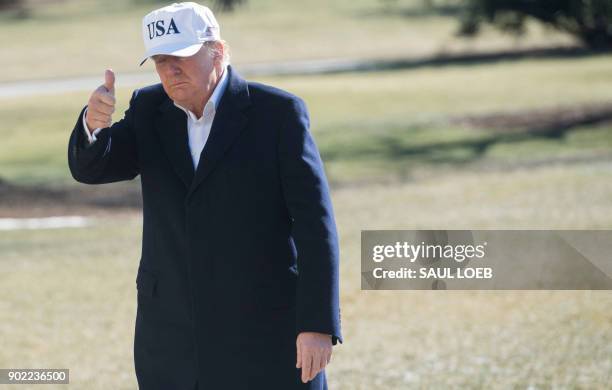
[451,101,612,132]
[0,46,592,99]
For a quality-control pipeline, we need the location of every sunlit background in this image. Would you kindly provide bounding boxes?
[1,0,611,388]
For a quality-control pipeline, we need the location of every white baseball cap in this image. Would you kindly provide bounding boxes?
[140,2,221,66]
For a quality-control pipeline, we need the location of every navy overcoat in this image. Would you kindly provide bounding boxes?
[67,65,342,390]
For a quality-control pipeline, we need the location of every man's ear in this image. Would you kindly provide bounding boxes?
[213,41,225,63]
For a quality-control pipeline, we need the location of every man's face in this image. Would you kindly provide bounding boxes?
[152,45,217,110]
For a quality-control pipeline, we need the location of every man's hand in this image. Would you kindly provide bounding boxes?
[296,332,332,383]
[85,69,116,131]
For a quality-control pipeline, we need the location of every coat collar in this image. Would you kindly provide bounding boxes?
[155,64,251,198]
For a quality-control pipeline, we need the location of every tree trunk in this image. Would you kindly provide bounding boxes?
[580,17,612,49]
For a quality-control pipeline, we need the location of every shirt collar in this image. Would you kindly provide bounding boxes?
[174,64,229,120]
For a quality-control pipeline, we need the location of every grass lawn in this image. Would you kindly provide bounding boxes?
[0,0,576,83]
[1,160,611,389]
[2,54,612,185]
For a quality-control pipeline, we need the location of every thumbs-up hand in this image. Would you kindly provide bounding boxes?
[85,69,116,131]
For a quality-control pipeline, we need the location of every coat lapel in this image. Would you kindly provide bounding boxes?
[155,99,195,188]
[187,65,251,200]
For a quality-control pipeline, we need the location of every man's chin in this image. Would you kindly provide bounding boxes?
[168,93,188,106]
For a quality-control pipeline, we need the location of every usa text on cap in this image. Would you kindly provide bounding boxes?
[140,2,221,66]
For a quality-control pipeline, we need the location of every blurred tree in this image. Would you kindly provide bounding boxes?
[459,0,612,49]
[215,0,246,12]
[0,0,18,8]
[0,0,28,17]
[132,0,246,12]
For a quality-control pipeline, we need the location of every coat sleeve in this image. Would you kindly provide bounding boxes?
[278,96,343,345]
[67,90,140,184]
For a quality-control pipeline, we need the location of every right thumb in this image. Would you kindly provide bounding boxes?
[104,69,115,95]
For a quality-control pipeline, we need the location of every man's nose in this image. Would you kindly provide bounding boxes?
[168,62,182,76]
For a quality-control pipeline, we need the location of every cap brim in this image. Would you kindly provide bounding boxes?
[139,42,204,66]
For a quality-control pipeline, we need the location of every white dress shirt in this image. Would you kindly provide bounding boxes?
[83,65,229,170]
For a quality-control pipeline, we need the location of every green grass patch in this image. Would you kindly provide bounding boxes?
[2,56,612,185]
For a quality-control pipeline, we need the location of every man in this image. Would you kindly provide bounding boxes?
[67,2,342,389]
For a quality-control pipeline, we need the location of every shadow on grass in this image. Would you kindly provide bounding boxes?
[357,3,466,18]
[320,120,611,168]
[307,46,612,77]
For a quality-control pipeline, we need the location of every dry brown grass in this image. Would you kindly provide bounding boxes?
[1,160,611,389]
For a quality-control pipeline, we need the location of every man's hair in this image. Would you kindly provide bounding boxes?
[204,40,230,68]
